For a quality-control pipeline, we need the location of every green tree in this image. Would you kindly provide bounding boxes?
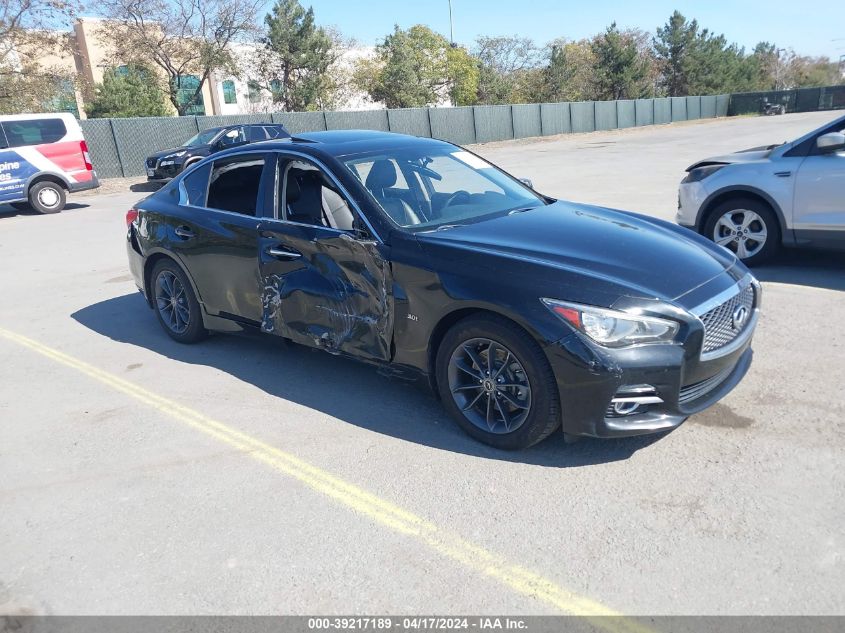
[590,23,650,100]
[474,35,542,104]
[653,10,698,96]
[256,0,337,111]
[87,65,169,118]
[357,25,478,108]
[542,39,597,102]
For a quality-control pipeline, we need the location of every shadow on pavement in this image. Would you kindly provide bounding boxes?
[72,292,666,467]
[129,181,166,193]
[753,249,845,292]
[0,202,89,219]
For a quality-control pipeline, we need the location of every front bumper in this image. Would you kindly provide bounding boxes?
[545,312,756,439]
[676,181,708,230]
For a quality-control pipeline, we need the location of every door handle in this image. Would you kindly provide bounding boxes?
[174,225,195,239]
[267,246,301,260]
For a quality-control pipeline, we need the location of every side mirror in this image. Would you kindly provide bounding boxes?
[518,177,533,189]
[816,132,845,153]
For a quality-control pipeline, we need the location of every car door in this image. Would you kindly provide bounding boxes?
[0,122,32,204]
[793,121,845,244]
[169,152,271,324]
[257,152,394,361]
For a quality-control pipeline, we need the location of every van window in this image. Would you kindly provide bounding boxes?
[2,118,67,147]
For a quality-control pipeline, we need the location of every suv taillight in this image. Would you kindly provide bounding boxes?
[126,208,139,227]
[80,140,93,171]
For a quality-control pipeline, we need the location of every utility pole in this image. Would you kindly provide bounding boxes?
[448,0,454,45]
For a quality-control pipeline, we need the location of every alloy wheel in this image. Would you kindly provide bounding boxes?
[155,270,190,334]
[447,337,532,435]
[712,209,768,260]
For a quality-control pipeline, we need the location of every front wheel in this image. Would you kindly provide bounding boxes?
[28,181,66,214]
[151,260,208,344]
[704,197,780,266]
[436,315,561,450]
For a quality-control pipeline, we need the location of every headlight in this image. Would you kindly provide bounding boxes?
[160,160,175,166]
[166,151,187,158]
[541,299,680,348]
[682,164,725,183]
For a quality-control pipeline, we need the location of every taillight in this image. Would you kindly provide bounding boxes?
[126,208,139,227]
[80,140,93,171]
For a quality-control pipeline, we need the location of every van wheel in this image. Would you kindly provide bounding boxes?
[28,181,66,214]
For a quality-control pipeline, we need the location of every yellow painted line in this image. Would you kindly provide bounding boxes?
[0,327,651,633]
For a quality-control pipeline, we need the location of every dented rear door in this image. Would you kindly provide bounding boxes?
[257,220,394,361]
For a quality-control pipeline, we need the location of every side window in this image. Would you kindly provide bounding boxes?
[248,126,268,142]
[181,162,211,207]
[206,156,265,216]
[218,126,245,147]
[3,118,67,147]
[280,158,356,231]
[265,125,288,140]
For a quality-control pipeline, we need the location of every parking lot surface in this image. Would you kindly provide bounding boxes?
[1,112,843,616]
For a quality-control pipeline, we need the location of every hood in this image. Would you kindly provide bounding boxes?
[416,201,736,302]
[686,146,778,171]
[148,145,209,160]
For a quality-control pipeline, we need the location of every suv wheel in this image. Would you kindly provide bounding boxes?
[28,181,66,214]
[436,315,560,450]
[704,197,780,266]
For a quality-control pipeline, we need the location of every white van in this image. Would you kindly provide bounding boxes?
[0,113,99,213]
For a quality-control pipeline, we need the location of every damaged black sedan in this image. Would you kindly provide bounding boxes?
[126,130,760,449]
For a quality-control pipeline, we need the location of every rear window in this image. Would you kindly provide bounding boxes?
[2,118,67,148]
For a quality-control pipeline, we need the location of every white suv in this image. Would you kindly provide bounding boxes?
[677,114,845,265]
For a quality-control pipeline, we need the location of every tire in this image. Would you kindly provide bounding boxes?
[435,314,561,450]
[28,181,66,214]
[703,197,780,266]
[150,259,208,344]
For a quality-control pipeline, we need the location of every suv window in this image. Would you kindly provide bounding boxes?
[279,158,355,231]
[248,125,288,142]
[217,126,245,148]
[207,155,265,215]
[2,118,67,147]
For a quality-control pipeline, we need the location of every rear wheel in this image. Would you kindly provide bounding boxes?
[704,197,780,266]
[151,260,207,344]
[436,315,561,450]
[28,181,66,214]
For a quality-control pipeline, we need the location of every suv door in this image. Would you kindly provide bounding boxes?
[169,153,272,324]
[257,152,393,361]
[793,121,845,247]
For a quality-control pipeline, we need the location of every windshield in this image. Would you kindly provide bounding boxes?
[342,146,545,229]
[182,128,220,148]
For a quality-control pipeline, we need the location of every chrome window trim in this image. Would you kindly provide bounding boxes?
[690,273,761,361]
[273,149,384,244]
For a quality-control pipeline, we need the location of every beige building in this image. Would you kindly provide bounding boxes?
[26,17,381,119]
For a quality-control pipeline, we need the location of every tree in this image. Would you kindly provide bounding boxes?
[101,0,262,116]
[0,0,81,114]
[542,39,596,102]
[591,23,650,100]
[653,11,698,96]
[474,35,542,104]
[87,65,169,118]
[253,0,337,112]
[356,25,478,108]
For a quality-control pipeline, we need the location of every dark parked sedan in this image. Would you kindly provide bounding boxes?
[126,130,760,449]
[144,123,289,180]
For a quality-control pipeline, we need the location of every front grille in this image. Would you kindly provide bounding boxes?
[700,284,755,354]
[146,157,157,169]
[679,364,734,404]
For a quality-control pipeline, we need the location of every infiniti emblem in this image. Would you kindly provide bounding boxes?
[732,305,749,330]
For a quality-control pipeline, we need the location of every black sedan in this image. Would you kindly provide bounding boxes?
[126,130,760,449]
[144,123,290,180]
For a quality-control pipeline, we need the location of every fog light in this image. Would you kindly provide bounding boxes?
[607,384,663,418]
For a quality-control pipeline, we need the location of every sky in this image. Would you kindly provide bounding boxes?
[304,0,845,59]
